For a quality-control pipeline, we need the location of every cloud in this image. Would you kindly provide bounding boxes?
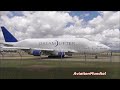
[0,11,10,17]
[84,13,90,17]
[0,11,73,39]
[0,11,119,50]
[88,11,120,33]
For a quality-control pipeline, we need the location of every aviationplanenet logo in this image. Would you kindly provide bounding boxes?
[73,72,106,76]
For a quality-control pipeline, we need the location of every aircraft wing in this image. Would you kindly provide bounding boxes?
[0,46,29,50]
[0,42,14,47]
[0,46,77,53]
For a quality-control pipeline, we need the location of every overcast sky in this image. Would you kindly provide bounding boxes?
[0,11,120,50]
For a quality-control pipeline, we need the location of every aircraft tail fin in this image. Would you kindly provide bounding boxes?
[1,26,18,42]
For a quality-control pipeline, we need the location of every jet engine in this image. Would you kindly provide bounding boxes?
[49,51,65,58]
[58,52,65,57]
[30,50,41,56]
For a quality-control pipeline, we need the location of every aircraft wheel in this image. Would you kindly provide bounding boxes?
[95,55,98,59]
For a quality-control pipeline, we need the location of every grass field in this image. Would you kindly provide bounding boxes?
[0,59,120,79]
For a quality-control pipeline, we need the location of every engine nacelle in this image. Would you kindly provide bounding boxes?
[50,51,65,57]
[31,50,41,56]
[58,52,65,57]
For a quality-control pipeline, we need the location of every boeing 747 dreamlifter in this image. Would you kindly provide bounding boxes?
[0,26,110,58]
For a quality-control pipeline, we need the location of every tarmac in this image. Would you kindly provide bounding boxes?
[0,51,120,62]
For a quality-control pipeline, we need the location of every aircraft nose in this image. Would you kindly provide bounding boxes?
[98,43,111,51]
[106,46,111,51]
[103,45,111,51]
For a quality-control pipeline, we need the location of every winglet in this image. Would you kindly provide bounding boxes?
[1,26,18,42]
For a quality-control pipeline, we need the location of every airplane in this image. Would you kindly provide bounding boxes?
[0,26,111,58]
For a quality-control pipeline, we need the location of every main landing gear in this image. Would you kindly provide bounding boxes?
[95,55,98,59]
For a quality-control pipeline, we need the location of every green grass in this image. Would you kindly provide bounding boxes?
[0,59,120,79]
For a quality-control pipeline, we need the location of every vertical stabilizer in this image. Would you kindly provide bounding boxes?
[1,26,18,42]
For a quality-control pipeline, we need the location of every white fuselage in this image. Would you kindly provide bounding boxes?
[12,38,110,54]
